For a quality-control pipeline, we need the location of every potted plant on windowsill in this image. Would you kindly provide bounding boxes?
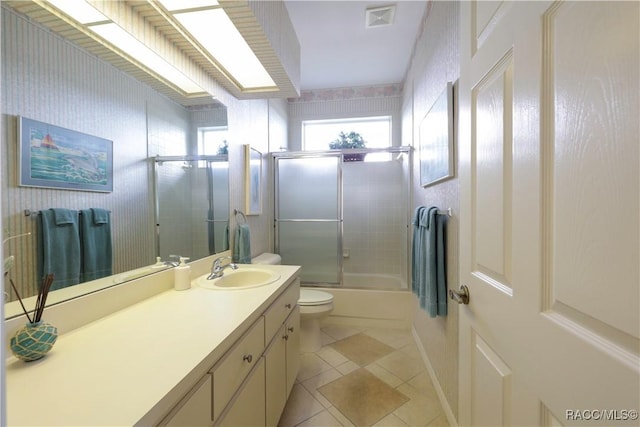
[329,131,367,162]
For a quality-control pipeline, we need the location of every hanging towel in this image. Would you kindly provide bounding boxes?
[233,224,252,264]
[411,206,426,296]
[411,206,448,317]
[37,209,81,290]
[80,208,113,282]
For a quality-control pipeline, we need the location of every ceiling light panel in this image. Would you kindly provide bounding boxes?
[45,0,107,24]
[90,23,205,94]
[158,0,219,12]
[172,8,276,89]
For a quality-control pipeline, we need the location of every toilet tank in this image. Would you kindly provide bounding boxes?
[252,253,282,265]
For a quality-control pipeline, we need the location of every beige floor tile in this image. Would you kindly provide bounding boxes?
[362,328,412,349]
[335,360,360,375]
[399,340,423,359]
[330,333,395,366]
[372,413,410,427]
[296,409,345,427]
[374,349,425,381]
[297,353,334,382]
[427,414,450,427]
[278,383,326,427]
[364,363,404,388]
[327,407,355,427]
[321,324,362,340]
[407,371,439,400]
[392,384,444,427]
[316,345,350,367]
[301,368,344,409]
[320,331,337,346]
[318,368,409,427]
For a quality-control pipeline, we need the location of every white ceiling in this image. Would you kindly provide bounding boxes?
[284,0,426,91]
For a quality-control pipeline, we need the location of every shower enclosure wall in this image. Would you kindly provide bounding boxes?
[274,148,411,291]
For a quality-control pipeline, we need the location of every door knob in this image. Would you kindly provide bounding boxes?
[449,285,470,305]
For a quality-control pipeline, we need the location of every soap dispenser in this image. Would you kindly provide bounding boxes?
[152,256,165,269]
[174,257,191,291]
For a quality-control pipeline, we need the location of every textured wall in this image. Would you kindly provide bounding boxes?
[403,0,460,418]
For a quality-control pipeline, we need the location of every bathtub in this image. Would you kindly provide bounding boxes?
[342,272,407,291]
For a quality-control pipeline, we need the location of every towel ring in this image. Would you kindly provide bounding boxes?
[234,209,247,224]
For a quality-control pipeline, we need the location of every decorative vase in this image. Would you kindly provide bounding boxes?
[10,321,58,362]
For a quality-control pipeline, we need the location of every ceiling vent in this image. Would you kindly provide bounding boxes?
[365,4,396,28]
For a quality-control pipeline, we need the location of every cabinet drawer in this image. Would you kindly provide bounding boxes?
[162,375,212,427]
[264,279,300,341]
[212,316,265,421]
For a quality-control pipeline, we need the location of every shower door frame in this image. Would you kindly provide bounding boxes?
[273,147,414,289]
[273,152,344,287]
[153,154,228,259]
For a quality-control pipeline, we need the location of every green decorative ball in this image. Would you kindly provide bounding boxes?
[10,321,58,362]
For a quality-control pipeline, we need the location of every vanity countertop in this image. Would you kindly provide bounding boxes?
[5,264,301,426]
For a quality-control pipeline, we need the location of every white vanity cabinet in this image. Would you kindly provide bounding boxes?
[159,276,300,427]
[265,308,300,426]
[162,375,213,427]
[5,264,302,427]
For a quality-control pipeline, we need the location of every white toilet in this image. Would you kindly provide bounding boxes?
[298,288,334,352]
[253,253,334,352]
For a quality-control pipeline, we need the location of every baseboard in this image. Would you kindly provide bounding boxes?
[412,326,458,426]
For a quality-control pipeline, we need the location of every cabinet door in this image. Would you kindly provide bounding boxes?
[163,375,213,427]
[285,308,300,395]
[218,358,266,427]
[213,317,265,420]
[265,325,287,427]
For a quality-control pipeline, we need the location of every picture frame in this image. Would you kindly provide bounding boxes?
[18,116,113,192]
[419,82,454,187]
[244,144,262,215]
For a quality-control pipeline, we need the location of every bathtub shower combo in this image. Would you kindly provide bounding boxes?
[273,147,411,292]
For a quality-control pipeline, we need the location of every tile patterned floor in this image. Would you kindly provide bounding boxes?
[278,324,450,427]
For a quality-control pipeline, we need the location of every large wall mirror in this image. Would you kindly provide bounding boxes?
[4,114,231,320]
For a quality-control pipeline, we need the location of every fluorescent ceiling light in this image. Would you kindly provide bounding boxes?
[159,0,219,11]
[90,23,205,95]
[46,0,107,24]
[171,8,276,89]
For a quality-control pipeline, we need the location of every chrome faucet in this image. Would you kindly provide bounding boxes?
[164,255,181,267]
[207,256,238,280]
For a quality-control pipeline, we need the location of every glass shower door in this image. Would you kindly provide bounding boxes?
[275,155,342,285]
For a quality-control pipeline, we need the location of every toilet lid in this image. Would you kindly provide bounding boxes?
[299,289,333,306]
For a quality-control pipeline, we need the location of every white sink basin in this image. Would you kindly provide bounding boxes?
[196,267,280,290]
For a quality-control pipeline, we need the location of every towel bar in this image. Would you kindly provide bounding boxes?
[437,208,452,217]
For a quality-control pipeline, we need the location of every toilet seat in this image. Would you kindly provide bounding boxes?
[299,289,333,306]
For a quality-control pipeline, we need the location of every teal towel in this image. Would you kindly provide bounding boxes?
[411,206,448,317]
[92,208,109,224]
[411,206,426,295]
[52,208,75,225]
[37,209,81,290]
[80,209,113,282]
[233,224,252,264]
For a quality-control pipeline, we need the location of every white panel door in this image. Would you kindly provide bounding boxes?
[458,1,639,425]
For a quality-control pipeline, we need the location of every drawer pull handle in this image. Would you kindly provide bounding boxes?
[288,326,295,333]
[242,354,253,364]
[285,303,292,309]
[283,334,289,341]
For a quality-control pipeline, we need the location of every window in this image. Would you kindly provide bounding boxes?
[302,116,392,161]
[198,126,228,156]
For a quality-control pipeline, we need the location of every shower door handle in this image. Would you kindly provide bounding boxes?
[449,285,470,305]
